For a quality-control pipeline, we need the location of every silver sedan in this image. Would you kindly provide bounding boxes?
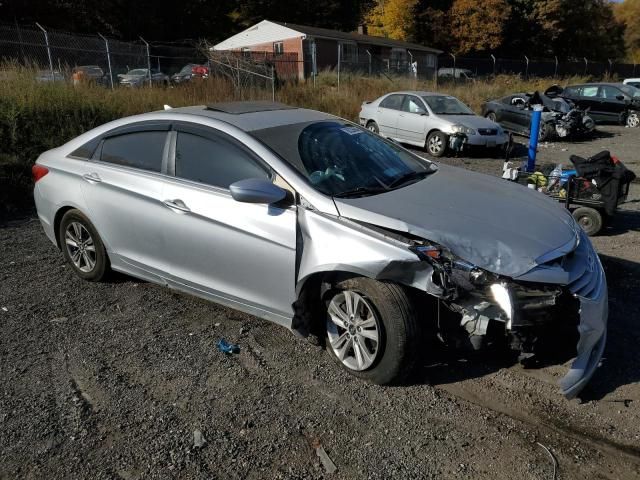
[33,101,606,398]
[359,91,509,157]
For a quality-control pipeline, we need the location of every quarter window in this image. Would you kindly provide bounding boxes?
[175,132,270,188]
[100,131,166,172]
[380,94,404,110]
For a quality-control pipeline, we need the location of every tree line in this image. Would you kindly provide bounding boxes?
[1,0,639,61]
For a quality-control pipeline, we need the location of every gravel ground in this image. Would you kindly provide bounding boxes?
[1,125,639,479]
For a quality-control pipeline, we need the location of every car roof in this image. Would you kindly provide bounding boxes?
[383,91,451,97]
[568,82,622,87]
[157,102,336,132]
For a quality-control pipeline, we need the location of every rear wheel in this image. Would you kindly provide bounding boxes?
[572,207,603,236]
[426,130,448,157]
[366,120,380,134]
[58,209,109,281]
[324,277,418,385]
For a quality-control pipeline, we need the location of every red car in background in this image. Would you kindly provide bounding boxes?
[171,64,209,84]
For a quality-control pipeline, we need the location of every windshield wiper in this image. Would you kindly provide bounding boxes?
[333,185,389,198]
[387,170,434,189]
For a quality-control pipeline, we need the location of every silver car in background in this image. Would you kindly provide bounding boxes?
[33,101,606,398]
[359,91,508,157]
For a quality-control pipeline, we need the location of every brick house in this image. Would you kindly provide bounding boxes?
[212,20,441,80]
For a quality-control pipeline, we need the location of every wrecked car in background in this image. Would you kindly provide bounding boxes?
[482,91,595,141]
[359,91,508,157]
[552,83,640,128]
[32,101,607,399]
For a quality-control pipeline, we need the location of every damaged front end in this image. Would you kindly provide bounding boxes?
[552,108,595,138]
[376,228,606,399]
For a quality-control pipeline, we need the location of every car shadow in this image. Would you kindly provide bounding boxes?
[409,254,640,402]
[601,209,640,236]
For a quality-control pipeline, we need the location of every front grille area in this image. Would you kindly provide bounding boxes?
[478,128,498,136]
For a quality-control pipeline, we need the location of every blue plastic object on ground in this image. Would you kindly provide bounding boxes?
[526,105,543,172]
[217,338,240,354]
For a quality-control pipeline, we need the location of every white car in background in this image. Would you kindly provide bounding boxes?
[359,91,509,157]
[623,78,640,89]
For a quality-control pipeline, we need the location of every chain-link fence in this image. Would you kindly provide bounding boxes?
[437,55,640,81]
[0,22,206,87]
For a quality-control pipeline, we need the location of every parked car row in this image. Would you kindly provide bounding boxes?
[34,64,209,88]
[358,80,640,158]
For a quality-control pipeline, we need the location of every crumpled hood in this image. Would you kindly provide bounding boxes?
[442,115,502,130]
[334,164,578,278]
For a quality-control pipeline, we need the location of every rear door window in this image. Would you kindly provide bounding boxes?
[100,131,167,172]
[380,94,404,110]
[581,86,599,97]
[174,131,270,189]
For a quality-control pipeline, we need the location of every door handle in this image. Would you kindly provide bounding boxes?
[163,199,191,213]
[82,173,102,183]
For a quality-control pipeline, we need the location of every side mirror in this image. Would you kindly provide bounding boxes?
[229,178,287,204]
[616,94,626,101]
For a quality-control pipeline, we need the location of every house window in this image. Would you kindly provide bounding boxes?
[273,42,284,55]
[426,54,436,68]
[242,47,251,57]
[339,42,358,63]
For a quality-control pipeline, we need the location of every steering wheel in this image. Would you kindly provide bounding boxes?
[309,166,346,184]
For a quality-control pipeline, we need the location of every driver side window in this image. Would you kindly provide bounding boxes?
[598,86,622,100]
[174,131,270,189]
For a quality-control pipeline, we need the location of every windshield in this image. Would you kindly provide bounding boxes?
[127,69,147,75]
[422,95,474,115]
[252,121,435,197]
[179,65,194,74]
[619,84,640,98]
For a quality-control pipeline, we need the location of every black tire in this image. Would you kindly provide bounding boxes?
[538,122,553,142]
[485,111,497,122]
[366,120,379,134]
[426,130,448,157]
[572,207,603,236]
[324,277,418,385]
[58,209,109,281]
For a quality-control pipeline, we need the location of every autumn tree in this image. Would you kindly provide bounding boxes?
[614,0,640,62]
[363,0,419,41]
[449,0,511,54]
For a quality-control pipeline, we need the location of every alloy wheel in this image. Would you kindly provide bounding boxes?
[326,291,380,371]
[428,135,443,154]
[627,113,639,128]
[65,221,96,273]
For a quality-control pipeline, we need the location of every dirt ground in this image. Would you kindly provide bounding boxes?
[1,125,639,479]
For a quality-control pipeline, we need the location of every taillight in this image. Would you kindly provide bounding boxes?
[32,164,49,183]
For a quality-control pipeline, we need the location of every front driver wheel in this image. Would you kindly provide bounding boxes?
[426,131,448,157]
[626,112,639,128]
[58,209,109,281]
[324,277,418,384]
[485,111,497,122]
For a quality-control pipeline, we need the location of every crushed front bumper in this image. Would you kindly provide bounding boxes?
[560,283,608,399]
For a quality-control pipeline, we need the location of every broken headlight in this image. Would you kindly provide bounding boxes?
[411,244,496,291]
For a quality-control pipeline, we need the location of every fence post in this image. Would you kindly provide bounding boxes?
[337,43,341,90]
[608,58,613,78]
[98,33,114,90]
[449,53,456,85]
[312,41,317,87]
[35,23,54,80]
[366,49,371,76]
[554,56,558,78]
[524,55,529,79]
[140,36,152,86]
[490,54,496,77]
[583,57,588,76]
[271,65,275,101]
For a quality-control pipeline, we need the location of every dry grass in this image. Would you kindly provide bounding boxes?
[0,64,588,214]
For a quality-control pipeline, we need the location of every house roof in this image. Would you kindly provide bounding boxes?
[213,19,441,54]
[271,21,441,54]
